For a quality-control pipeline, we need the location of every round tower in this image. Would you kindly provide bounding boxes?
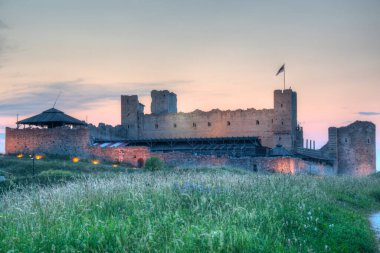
[337,121,376,176]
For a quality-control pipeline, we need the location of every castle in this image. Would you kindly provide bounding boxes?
[121,89,302,152]
[5,89,376,176]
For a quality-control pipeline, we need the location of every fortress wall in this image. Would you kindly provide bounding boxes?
[336,121,376,176]
[5,127,90,156]
[153,152,334,175]
[122,89,300,150]
[88,124,128,141]
[88,146,149,167]
[140,108,276,147]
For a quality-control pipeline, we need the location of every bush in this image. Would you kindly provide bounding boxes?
[39,169,74,177]
[144,157,164,171]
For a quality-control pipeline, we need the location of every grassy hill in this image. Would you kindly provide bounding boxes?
[1,156,380,252]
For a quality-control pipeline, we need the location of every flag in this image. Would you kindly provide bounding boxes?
[276,64,285,76]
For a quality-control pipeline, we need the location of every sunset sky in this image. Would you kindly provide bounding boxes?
[0,0,379,168]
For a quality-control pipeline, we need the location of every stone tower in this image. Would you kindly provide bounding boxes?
[336,121,376,176]
[151,90,177,115]
[272,89,299,152]
[121,95,144,139]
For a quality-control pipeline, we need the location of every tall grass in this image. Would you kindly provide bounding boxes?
[1,168,380,252]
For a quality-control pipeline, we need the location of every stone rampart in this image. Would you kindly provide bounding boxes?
[5,127,89,156]
[153,152,334,175]
[88,146,149,167]
[88,123,128,141]
[141,108,275,147]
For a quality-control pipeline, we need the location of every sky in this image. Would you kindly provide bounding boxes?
[0,0,379,169]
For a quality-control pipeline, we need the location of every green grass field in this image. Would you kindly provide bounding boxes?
[1,156,380,252]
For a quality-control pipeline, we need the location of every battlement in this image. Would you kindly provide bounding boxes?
[120,88,301,151]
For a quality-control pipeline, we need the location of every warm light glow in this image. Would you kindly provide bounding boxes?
[112,164,118,168]
[273,158,296,174]
[72,157,80,163]
[35,155,43,160]
[16,154,24,158]
[91,159,100,165]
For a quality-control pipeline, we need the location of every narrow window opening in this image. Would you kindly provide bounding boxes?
[367,138,370,144]
[345,138,348,143]
[256,120,260,125]
[208,122,212,127]
[127,124,130,129]
[279,137,282,141]
[281,121,284,125]
[193,122,197,128]
[155,124,158,129]
[271,119,274,124]
[173,123,177,128]
[227,121,231,126]
[280,104,283,108]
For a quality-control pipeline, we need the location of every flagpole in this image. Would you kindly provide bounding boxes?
[283,68,285,90]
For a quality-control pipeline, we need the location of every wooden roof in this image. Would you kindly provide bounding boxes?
[17,108,87,127]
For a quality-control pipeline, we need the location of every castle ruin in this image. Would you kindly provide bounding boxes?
[5,89,376,176]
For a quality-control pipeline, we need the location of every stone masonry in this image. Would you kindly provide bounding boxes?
[121,89,302,152]
[5,89,376,175]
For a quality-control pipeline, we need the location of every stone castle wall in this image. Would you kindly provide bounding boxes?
[153,152,335,175]
[88,146,150,167]
[88,123,128,141]
[5,127,90,156]
[5,127,149,167]
[4,126,334,175]
[121,89,300,151]
[141,108,275,147]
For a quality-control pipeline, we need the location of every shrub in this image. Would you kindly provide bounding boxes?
[144,157,164,171]
[39,169,74,177]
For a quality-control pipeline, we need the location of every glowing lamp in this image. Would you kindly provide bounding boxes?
[112,164,118,168]
[35,155,43,160]
[16,154,24,158]
[91,159,100,165]
[72,157,80,163]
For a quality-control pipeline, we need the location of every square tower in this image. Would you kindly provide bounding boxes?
[273,89,299,152]
[121,95,144,139]
[151,90,177,115]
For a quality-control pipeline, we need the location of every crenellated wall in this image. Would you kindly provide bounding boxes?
[121,89,302,152]
[88,123,128,141]
[141,108,276,147]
